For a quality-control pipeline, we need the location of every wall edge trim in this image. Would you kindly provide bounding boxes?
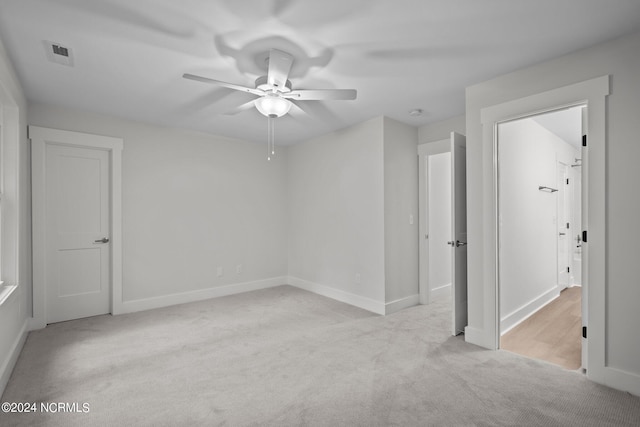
[0,318,29,397]
[287,276,385,315]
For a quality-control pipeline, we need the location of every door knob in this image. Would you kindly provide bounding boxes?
[455,240,467,247]
[94,237,110,244]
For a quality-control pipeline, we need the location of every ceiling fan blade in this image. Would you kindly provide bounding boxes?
[287,100,308,118]
[183,73,264,96]
[272,0,297,16]
[284,89,357,101]
[223,99,257,116]
[292,100,344,126]
[267,49,293,91]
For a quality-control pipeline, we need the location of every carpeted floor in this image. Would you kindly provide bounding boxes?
[2,285,640,426]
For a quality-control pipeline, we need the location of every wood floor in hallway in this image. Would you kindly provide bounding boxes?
[501,286,582,370]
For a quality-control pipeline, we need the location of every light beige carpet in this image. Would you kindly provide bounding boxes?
[2,285,640,426]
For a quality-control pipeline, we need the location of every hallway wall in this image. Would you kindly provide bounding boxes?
[498,118,579,333]
[465,30,640,391]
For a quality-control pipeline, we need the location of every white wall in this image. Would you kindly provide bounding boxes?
[287,117,419,314]
[383,118,419,305]
[428,152,451,293]
[287,117,386,309]
[498,118,579,333]
[27,105,419,318]
[28,103,288,304]
[0,36,31,396]
[465,30,640,380]
[419,115,465,144]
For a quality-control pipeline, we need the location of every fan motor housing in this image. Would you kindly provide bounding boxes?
[255,75,292,93]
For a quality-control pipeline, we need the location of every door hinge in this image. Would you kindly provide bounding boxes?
[582,230,588,243]
[582,326,587,339]
[566,222,570,229]
[582,135,587,147]
[566,178,569,185]
[567,266,570,273]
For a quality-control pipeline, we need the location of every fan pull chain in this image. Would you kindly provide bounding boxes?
[267,115,276,161]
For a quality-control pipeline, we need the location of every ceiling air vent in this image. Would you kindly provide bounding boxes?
[52,44,68,57]
[44,41,74,66]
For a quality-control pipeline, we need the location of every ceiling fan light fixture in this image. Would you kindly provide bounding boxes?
[255,93,292,118]
[183,48,356,161]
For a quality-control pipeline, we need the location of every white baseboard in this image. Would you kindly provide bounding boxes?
[120,276,287,314]
[430,283,451,302]
[591,367,640,397]
[385,294,420,315]
[28,317,46,331]
[287,276,385,315]
[0,319,29,397]
[500,287,559,335]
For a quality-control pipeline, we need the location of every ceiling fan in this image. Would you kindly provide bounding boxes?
[183,48,357,160]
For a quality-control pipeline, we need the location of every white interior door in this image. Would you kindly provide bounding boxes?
[428,153,452,301]
[418,139,450,305]
[572,163,582,286]
[451,132,468,335]
[557,162,571,289]
[44,144,111,323]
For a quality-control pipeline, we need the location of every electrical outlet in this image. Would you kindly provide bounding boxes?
[217,267,223,277]
[236,264,242,274]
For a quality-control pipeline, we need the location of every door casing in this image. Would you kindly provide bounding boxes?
[479,76,616,390]
[30,126,123,329]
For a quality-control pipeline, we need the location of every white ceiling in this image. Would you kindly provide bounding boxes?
[533,106,584,148]
[1,0,640,145]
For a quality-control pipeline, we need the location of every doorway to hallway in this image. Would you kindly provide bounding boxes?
[496,106,585,369]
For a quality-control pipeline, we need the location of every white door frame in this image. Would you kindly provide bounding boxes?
[30,126,124,329]
[495,107,584,340]
[418,138,450,305]
[479,75,629,391]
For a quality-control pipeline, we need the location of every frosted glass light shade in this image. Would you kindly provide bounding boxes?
[255,94,292,117]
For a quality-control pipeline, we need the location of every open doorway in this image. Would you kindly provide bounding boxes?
[419,140,452,305]
[497,105,585,370]
[418,132,467,336]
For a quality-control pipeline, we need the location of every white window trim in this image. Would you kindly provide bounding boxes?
[0,281,17,307]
